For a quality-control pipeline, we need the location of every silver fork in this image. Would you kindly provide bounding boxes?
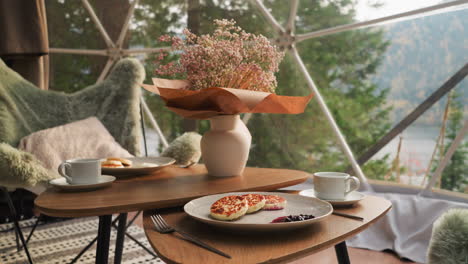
[150,214,231,259]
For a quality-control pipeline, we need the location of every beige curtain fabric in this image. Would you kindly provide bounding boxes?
[0,0,49,89]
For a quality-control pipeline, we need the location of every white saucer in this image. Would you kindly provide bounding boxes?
[299,189,365,206]
[49,175,116,191]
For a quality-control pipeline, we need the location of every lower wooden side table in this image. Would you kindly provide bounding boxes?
[143,195,392,264]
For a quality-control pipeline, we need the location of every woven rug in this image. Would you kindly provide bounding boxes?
[0,217,163,264]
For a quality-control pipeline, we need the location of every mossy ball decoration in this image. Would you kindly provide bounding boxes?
[427,208,468,264]
[161,132,202,167]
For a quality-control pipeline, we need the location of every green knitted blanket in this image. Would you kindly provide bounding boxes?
[0,58,145,187]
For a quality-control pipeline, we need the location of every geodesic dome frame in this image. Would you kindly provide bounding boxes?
[48,0,468,195]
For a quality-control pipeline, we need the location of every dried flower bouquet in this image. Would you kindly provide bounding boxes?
[155,19,283,93]
[141,19,312,119]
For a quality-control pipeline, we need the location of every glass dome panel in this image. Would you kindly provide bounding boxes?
[296,7,467,192]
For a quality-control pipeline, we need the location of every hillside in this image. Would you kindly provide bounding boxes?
[373,8,468,126]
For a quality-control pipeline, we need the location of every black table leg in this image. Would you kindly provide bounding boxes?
[15,226,20,251]
[114,213,127,264]
[96,215,112,264]
[70,212,154,264]
[24,214,42,246]
[334,241,351,264]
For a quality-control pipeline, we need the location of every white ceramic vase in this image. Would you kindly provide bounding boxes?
[201,114,251,177]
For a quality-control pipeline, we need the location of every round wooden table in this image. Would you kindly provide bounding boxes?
[143,194,392,264]
[34,165,310,264]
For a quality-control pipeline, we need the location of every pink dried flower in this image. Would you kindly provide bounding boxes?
[158,35,171,42]
[154,19,284,93]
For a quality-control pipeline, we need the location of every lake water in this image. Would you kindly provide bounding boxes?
[140,128,161,156]
[372,125,441,186]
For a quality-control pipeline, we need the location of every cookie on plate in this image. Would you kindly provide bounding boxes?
[210,195,248,221]
[107,157,132,167]
[263,195,287,210]
[242,194,266,214]
[101,160,124,168]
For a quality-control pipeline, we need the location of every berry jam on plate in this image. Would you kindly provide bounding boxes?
[271,214,315,223]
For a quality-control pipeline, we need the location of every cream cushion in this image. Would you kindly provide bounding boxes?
[18,117,132,172]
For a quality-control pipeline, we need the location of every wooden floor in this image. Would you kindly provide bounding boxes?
[130,212,417,264]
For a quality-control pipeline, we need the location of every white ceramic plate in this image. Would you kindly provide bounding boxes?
[101,157,176,177]
[184,192,332,231]
[299,189,365,206]
[49,175,115,191]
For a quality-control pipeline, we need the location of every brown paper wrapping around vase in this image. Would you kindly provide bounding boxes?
[141,77,312,176]
[141,78,313,119]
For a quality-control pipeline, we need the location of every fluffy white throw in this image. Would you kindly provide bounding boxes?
[347,192,468,263]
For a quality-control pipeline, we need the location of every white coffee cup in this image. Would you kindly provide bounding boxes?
[313,172,360,200]
[58,159,101,185]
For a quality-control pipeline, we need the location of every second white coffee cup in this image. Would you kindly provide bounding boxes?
[313,172,360,200]
[58,158,101,185]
